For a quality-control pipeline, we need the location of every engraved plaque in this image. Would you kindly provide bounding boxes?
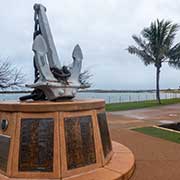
[97,112,112,158]
[0,135,10,172]
[64,116,96,170]
[19,118,54,172]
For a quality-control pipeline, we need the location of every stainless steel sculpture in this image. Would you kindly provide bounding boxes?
[20,4,85,101]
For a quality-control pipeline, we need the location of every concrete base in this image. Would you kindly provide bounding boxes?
[0,100,135,180]
[0,141,135,180]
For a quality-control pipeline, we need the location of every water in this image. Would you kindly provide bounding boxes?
[0,92,179,104]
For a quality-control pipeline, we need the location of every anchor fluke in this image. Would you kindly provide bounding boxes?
[72,44,83,61]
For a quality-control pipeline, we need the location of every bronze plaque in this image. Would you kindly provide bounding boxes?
[0,135,10,172]
[64,116,96,170]
[97,112,112,158]
[19,118,54,172]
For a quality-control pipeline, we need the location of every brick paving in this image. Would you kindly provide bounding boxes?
[108,104,180,180]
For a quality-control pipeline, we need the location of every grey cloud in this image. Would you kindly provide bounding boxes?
[0,0,180,89]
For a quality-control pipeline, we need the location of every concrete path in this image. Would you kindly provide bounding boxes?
[108,104,180,180]
[108,103,180,129]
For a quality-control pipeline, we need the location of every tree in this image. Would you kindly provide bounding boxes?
[79,69,92,88]
[128,19,180,104]
[0,60,24,89]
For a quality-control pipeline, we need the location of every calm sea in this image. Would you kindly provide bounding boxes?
[0,92,179,104]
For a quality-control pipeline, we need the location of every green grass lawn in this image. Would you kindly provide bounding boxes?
[105,98,180,111]
[132,126,180,144]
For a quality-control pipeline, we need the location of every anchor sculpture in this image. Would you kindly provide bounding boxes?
[20,4,85,101]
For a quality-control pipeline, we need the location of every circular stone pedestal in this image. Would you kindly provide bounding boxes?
[0,99,135,180]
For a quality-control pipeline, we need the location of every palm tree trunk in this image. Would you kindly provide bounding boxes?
[156,66,161,104]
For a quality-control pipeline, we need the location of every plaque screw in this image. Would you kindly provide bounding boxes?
[0,119,8,131]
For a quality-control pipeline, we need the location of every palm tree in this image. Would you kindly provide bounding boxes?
[128,19,180,104]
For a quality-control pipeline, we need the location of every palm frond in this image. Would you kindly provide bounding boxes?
[128,19,180,68]
[167,43,180,68]
[163,23,179,48]
[128,46,154,65]
[132,35,147,49]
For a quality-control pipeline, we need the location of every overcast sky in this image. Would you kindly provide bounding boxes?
[1,0,180,90]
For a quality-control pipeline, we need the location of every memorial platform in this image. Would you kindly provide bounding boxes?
[0,99,135,180]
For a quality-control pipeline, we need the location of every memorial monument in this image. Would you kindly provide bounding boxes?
[0,4,135,180]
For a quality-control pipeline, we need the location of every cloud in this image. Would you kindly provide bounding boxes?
[0,0,180,89]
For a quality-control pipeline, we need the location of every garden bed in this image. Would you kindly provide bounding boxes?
[159,122,180,131]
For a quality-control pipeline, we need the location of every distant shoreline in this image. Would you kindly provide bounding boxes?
[79,89,155,93]
[0,89,179,94]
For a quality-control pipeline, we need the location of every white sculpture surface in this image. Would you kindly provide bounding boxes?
[20,4,85,101]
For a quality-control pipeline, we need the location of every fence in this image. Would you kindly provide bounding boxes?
[105,93,180,104]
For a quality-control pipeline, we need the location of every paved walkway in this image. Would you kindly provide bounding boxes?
[108,103,180,129]
[108,104,180,180]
